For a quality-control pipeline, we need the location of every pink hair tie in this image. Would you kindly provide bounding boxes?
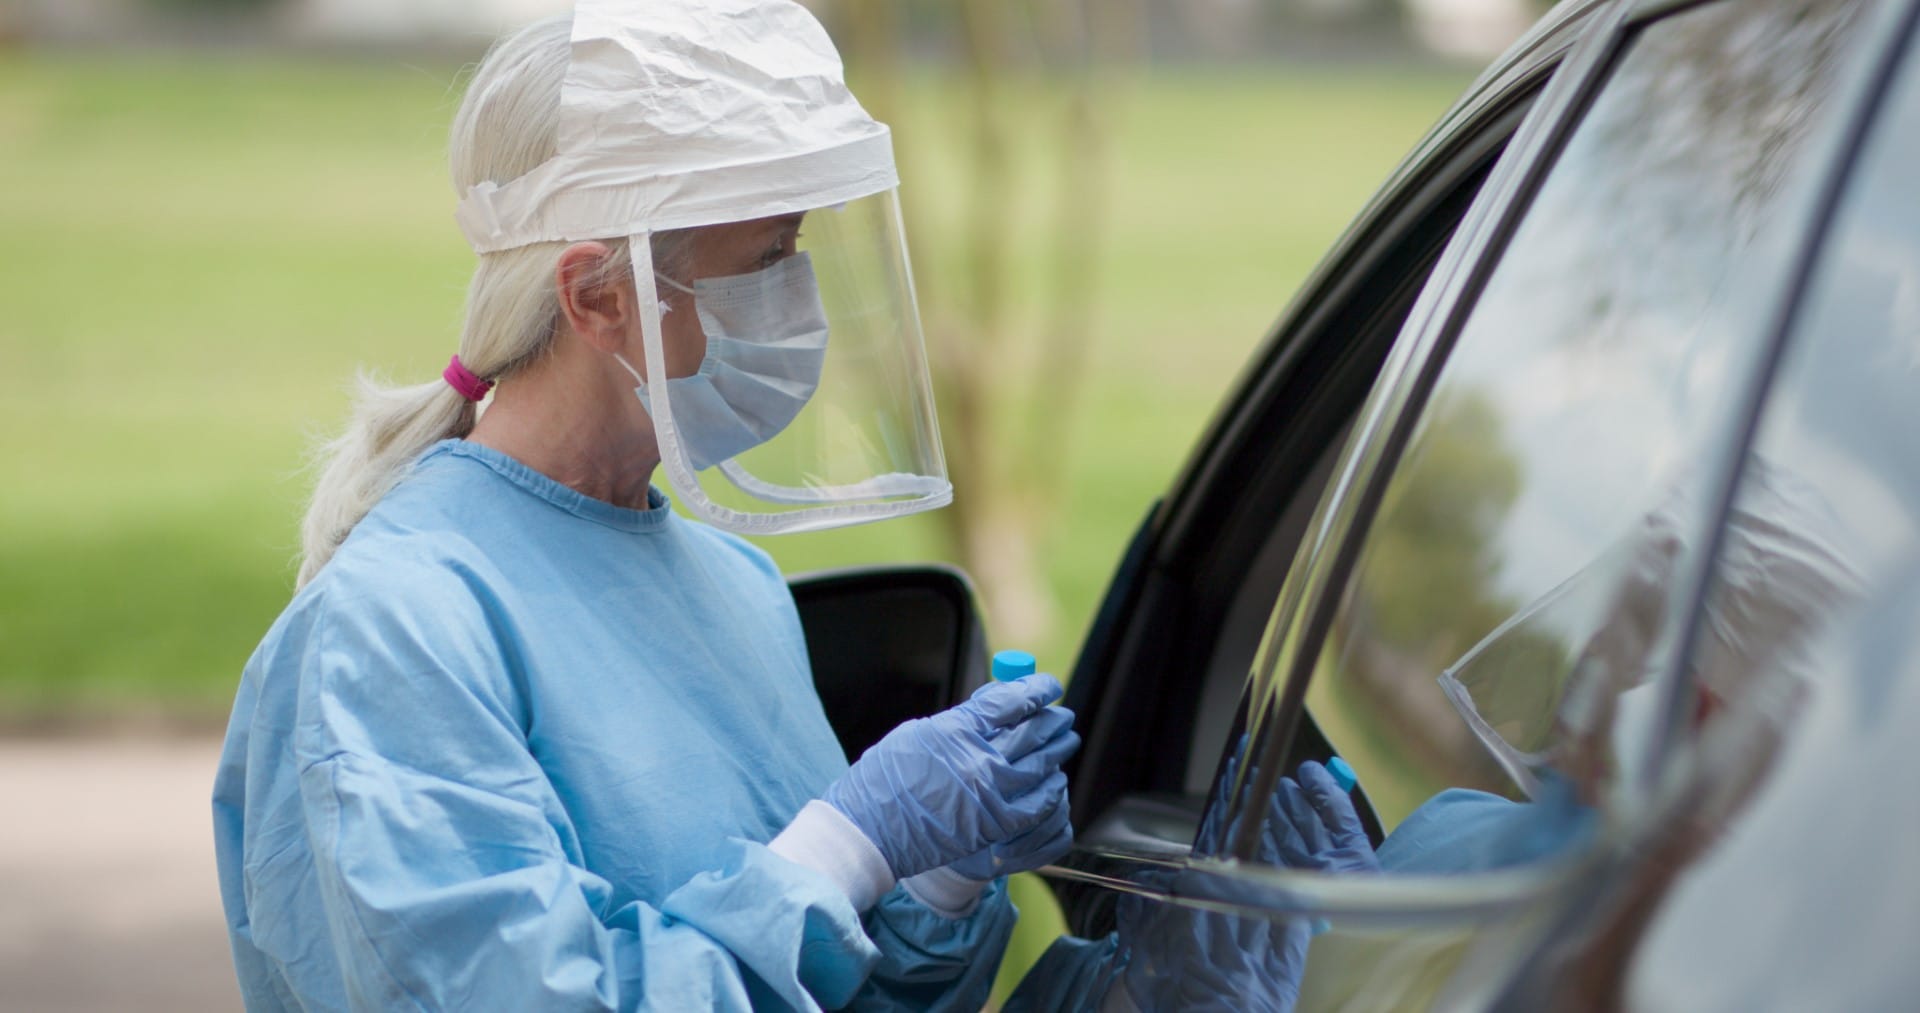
[443,355,493,402]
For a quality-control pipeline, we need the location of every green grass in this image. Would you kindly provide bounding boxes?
[0,48,1469,1001]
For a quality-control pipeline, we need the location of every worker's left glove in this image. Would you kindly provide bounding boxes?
[1271,760,1380,875]
[948,705,1078,880]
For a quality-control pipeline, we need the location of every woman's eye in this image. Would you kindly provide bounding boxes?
[758,233,801,268]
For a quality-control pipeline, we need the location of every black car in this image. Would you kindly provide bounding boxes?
[798,0,1920,1006]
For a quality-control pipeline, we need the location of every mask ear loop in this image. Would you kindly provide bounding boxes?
[654,269,694,318]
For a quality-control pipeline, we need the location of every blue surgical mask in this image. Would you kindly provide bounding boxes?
[623,253,829,470]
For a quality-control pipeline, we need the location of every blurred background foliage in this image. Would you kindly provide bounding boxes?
[0,0,1484,725]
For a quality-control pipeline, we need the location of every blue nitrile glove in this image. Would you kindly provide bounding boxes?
[1118,877,1311,1013]
[1191,739,1250,858]
[1119,755,1378,1011]
[824,675,1080,880]
[1120,748,1306,1013]
[1273,760,1381,875]
[949,704,1078,879]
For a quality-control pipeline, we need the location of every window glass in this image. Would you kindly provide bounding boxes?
[1104,2,1895,1008]
[1292,0,1871,849]
[1131,1,1889,1009]
[1614,35,1920,1009]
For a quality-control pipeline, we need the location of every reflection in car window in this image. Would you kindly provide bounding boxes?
[1291,0,1872,850]
[1094,1,1895,1009]
[1611,38,1920,1010]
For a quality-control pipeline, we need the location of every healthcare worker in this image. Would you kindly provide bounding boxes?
[212,3,1080,1009]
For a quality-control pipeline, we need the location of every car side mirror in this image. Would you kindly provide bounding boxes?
[790,564,990,760]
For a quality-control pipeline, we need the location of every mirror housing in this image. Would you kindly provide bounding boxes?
[790,564,990,760]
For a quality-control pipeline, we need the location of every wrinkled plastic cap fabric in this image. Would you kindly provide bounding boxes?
[455,0,898,252]
[452,0,948,536]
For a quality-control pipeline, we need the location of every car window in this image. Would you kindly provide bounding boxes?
[1087,2,1897,1008]
[1270,0,1874,852]
[1061,144,1506,881]
[1609,34,1920,1010]
[1121,1,1891,1009]
[1060,91,1521,849]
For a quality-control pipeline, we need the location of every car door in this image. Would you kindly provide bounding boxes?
[1047,0,1906,1007]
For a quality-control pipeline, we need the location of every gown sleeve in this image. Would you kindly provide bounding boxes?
[846,879,1018,1011]
[289,585,881,1012]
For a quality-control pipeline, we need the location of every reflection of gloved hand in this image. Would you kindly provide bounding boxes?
[1118,882,1311,1013]
[949,705,1079,880]
[1118,757,1377,1012]
[824,675,1079,880]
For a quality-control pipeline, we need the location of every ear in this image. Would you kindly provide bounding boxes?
[555,242,637,355]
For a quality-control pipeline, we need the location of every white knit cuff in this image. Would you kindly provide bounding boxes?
[900,865,991,919]
[768,800,896,913]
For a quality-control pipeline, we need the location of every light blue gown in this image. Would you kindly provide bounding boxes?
[212,440,1014,1011]
[1374,775,1596,875]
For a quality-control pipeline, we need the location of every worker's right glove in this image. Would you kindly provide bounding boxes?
[948,704,1079,880]
[1115,755,1378,1012]
[824,675,1079,881]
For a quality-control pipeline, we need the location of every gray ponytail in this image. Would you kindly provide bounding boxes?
[297,16,684,586]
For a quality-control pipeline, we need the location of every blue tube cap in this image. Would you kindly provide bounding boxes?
[991,650,1037,682]
[1327,756,1358,793]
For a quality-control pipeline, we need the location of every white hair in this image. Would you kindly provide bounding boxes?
[297,15,684,586]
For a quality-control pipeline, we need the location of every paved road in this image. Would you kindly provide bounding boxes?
[0,737,241,1011]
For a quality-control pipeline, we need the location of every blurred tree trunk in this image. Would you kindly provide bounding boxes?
[949,0,1040,645]
[839,0,1136,653]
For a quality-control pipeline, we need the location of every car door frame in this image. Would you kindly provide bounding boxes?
[1059,0,1611,844]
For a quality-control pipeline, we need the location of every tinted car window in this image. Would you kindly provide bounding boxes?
[1095,1,1893,1007]
[1613,31,1920,1009]
[1290,0,1872,845]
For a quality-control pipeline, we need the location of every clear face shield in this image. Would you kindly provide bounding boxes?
[452,0,949,536]
[622,190,949,534]
[1436,461,1862,802]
